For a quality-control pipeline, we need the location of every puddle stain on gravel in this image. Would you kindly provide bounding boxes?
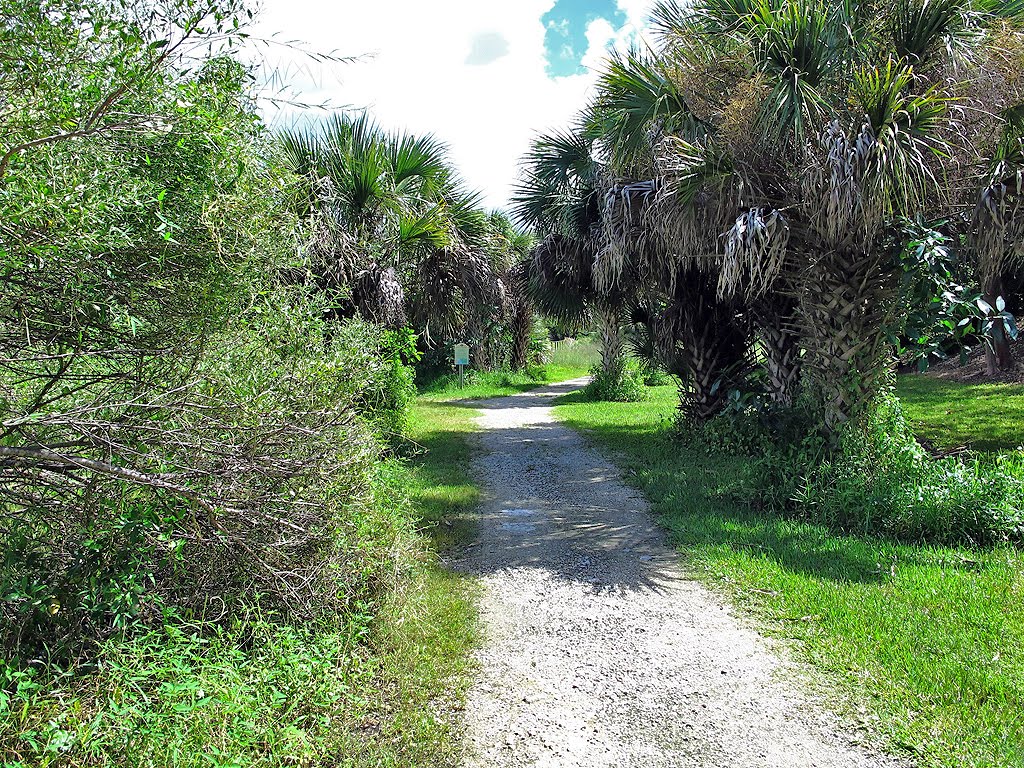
[455,378,907,768]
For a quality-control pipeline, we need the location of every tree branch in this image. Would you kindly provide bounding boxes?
[0,444,230,516]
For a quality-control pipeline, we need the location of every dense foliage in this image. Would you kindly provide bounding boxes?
[516,0,1024,418]
[513,0,1024,543]
[0,4,471,765]
[279,116,537,377]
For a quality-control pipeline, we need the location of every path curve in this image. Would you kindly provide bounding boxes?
[455,378,905,768]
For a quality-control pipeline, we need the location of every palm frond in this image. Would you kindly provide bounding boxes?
[976,0,1024,20]
[887,0,974,64]
[649,0,694,41]
[719,208,790,297]
[389,132,449,182]
[749,0,846,145]
[853,59,948,219]
[522,235,594,326]
[511,125,601,237]
[398,205,451,253]
[588,48,701,171]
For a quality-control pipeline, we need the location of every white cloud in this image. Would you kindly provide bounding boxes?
[581,17,618,71]
[250,1,652,210]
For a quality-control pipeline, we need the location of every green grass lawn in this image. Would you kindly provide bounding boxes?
[416,340,597,402]
[554,386,1024,768]
[897,375,1024,453]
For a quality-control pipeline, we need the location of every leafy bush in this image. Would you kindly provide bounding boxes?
[728,394,1024,545]
[583,362,647,402]
[677,389,818,455]
[641,366,674,387]
[794,398,1024,544]
[0,297,421,665]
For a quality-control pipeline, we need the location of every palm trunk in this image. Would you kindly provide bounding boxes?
[655,268,750,423]
[467,314,491,371]
[753,296,802,407]
[596,302,625,381]
[510,299,533,372]
[799,248,899,433]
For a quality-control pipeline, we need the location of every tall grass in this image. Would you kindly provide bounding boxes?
[548,336,602,374]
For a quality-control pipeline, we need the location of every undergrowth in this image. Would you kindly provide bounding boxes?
[682,390,1024,546]
[582,362,647,402]
[1,453,476,768]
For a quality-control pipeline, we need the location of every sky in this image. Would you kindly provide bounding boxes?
[251,0,654,211]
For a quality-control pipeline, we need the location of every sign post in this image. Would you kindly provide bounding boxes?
[454,343,470,387]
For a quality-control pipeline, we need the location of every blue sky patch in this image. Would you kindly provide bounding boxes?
[466,31,510,66]
[542,0,625,77]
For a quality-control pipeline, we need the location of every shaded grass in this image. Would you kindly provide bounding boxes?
[403,399,482,551]
[554,386,1024,768]
[897,375,1024,453]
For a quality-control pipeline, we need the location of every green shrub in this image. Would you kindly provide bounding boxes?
[794,398,1024,544]
[583,362,647,402]
[0,300,419,666]
[677,390,818,456]
[733,395,1024,545]
[641,366,675,387]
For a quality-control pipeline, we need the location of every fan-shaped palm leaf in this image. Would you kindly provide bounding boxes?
[589,48,701,170]
[522,234,593,327]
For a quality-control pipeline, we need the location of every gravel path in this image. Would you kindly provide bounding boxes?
[454,378,906,768]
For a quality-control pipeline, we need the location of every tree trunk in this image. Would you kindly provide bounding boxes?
[596,302,625,381]
[510,299,533,372]
[984,275,1016,374]
[467,314,491,371]
[799,248,899,433]
[753,296,802,407]
[654,268,750,423]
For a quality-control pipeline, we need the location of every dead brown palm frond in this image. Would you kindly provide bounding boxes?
[351,264,406,329]
[719,207,791,297]
[973,125,1024,284]
[596,179,660,294]
[648,135,742,284]
[408,246,499,347]
[304,212,362,291]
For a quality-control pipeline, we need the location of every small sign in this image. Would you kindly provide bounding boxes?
[454,343,470,366]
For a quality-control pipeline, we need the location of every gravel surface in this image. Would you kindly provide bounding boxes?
[454,379,907,768]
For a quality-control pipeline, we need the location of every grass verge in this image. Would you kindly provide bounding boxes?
[554,385,1024,768]
[897,375,1024,453]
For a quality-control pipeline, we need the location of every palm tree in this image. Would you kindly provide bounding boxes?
[481,212,536,371]
[970,87,1024,373]
[512,126,634,384]
[280,112,505,353]
[617,0,963,430]
[583,47,757,418]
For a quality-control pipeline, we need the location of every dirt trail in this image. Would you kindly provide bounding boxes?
[454,379,905,768]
